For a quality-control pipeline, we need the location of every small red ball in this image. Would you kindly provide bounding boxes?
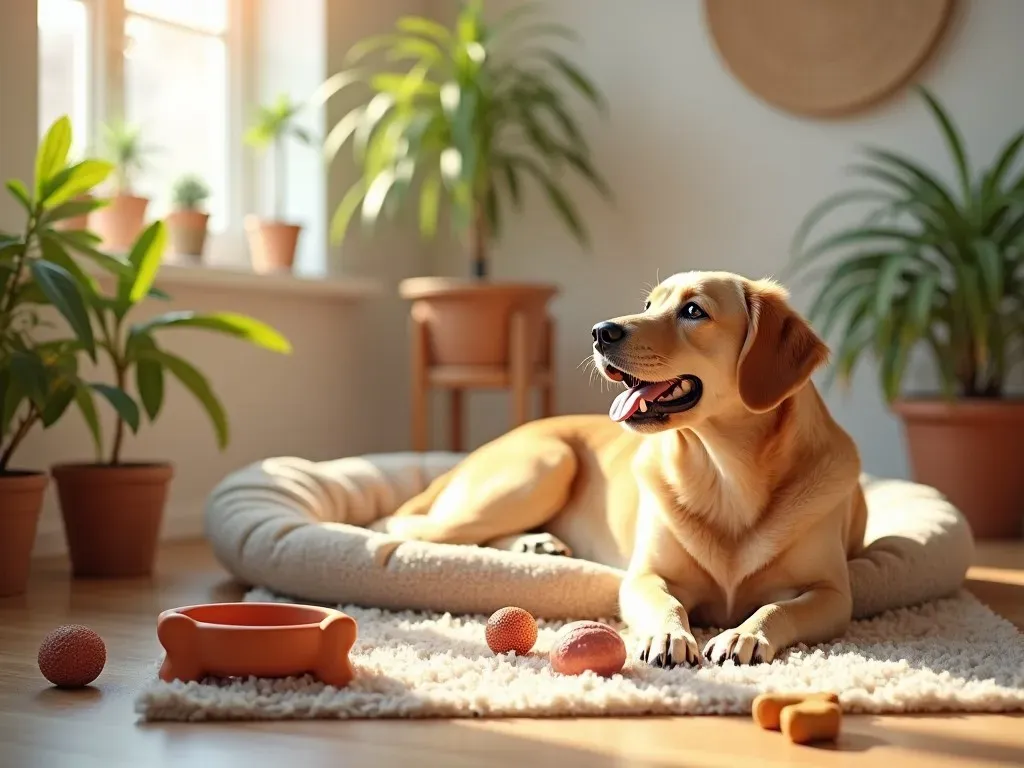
[37,624,106,688]
[549,620,626,677]
[486,606,538,655]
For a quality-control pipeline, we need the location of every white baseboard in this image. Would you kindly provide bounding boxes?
[32,501,207,558]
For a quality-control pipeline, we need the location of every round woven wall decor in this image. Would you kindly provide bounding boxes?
[704,0,954,118]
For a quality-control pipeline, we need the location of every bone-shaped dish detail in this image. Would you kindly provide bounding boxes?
[157,602,357,688]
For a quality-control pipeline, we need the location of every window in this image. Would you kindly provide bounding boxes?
[37,0,249,262]
[38,0,91,158]
[123,1,230,229]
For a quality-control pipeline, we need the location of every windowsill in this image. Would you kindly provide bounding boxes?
[151,260,383,301]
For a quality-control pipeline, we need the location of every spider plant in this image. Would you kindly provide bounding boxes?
[319,0,611,278]
[99,120,155,194]
[789,86,1024,402]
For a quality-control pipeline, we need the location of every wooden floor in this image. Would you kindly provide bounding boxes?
[1,540,1022,768]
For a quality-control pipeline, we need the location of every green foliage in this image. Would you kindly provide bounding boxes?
[321,0,611,277]
[77,221,293,464]
[99,120,156,194]
[244,93,315,220]
[790,86,1024,402]
[172,175,211,210]
[0,116,124,469]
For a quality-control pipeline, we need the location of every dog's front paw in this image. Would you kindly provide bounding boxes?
[703,628,776,665]
[634,628,701,668]
[510,532,573,557]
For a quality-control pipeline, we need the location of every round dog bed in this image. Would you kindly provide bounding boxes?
[204,452,975,620]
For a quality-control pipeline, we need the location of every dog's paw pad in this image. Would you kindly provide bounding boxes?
[512,533,573,557]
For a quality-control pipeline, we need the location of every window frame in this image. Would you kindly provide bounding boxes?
[73,0,258,264]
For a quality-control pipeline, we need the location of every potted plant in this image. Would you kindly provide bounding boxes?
[790,86,1024,539]
[243,94,314,273]
[322,1,610,367]
[166,174,211,262]
[1,116,126,595]
[51,220,292,578]
[89,120,154,252]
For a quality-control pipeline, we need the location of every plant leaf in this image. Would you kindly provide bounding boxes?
[917,87,972,205]
[130,310,292,353]
[51,230,132,276]
[6,180,33,213]
[132,335,164,421]
[117,220,167,310]
[138,348,228,450]
[418,171,442,239]
[89,383,140,433]
[39,234,99,299]
[541,51,605,113]
[29,260,96,359]
[42,159,115,208]
[973,239,1004,307]
[35,115,72,199]
[790,189,895,258]
[10,352,49,410]
[41,196,107,225]
[40,383,76,428]
[330,179,369,243]
[74,384,103,459]
[396,16,453,44]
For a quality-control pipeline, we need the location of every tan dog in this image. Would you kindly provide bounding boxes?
[372,271,866,667]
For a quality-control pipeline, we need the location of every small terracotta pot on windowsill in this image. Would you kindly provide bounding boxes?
[0,470,48,597]
[51,462,174,579]
[166,209,210,262]
[244,215,301,274]
[90,193,149,253]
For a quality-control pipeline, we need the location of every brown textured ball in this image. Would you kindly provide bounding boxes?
[549,621,626,677]
[485,607,538,655]
[37,625,106,688]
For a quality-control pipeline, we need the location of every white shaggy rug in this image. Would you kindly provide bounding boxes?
[134,588,1024,722]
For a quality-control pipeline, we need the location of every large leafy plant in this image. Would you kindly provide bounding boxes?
[322,0,610,278]
[244,94,314,221]
[1,116,129,469]
[790,86,1024,402]
[72,221,293,464]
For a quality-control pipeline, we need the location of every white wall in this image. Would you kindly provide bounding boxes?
[428,0,1024,478]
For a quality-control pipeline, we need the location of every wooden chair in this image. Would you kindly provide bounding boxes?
[409,310,556,452]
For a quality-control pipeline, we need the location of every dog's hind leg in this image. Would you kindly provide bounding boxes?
[369,436,577,547]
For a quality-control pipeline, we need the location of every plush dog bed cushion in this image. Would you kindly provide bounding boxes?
[204,453,975,621]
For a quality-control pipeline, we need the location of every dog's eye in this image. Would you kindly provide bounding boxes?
[680,302,707,320]
[644,300,651,311]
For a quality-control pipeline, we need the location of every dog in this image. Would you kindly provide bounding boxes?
[371,270,867,667]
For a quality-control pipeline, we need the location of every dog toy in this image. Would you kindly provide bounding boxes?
[485,606,538,655]
[752,692,841,744]
[549,620,626,677]
[37,624,106,688]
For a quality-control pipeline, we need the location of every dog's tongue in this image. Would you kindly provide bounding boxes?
[609,380,674,422]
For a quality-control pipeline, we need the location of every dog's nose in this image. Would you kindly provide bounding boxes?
[592,321,627,351]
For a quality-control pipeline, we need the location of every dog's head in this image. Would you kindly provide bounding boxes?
[592,271,829,434]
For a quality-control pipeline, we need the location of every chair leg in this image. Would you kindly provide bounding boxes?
[542,315,556,418]
[410,311,429,452]
[509,310,531,428]
[449,388,463,452]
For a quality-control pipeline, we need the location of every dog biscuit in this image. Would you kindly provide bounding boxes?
[780,700,842,744]
[751,691,839,730]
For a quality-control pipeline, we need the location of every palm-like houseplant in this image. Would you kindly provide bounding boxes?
[90,120,156,252]
[243,94,314,273]
[50,220,293,578]
[0,116,128,594]
[319,1,610,437]
[790,86,1024,538]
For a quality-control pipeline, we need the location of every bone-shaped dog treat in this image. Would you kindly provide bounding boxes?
[751,691,840,730]
[157,602,357,688]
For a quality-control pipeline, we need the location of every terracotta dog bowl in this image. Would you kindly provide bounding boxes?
[157,602,357,688]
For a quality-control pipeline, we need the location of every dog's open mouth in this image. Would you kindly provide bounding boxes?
[604,366,703,423]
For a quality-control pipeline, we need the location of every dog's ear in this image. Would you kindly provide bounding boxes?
[735,279,829,413]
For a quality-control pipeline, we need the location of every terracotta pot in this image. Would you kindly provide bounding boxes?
[52,462,173,578]
[893,398,1024,539]
[245,216,301,274]
[398,277,559,366]
[157,602,357,687]
[0,471,47,597]
[89,193,148,252]
[53,193,94,232]
[166,209,209,260]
